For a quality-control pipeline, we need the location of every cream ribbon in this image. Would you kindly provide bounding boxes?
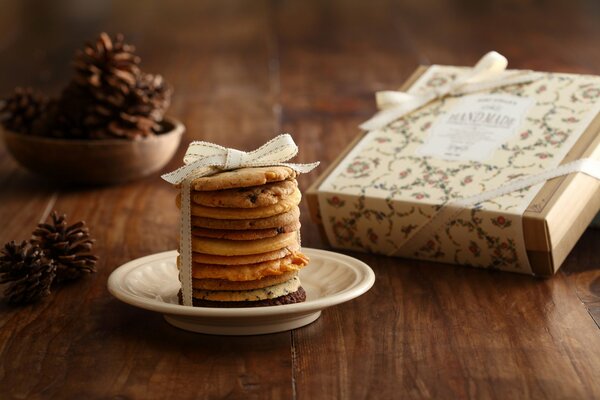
[392,158,600,267]
[162,134,320,185]
[162,134,319,306]
[359,51,540,131]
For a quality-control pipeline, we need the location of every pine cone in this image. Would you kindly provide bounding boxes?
[0,87,49,135]
[48,84,100,139]
[73,32,140,96]
[53,32,172,140]
[0,241,56,305]
[105,73,173,139]
[32,212,98,282]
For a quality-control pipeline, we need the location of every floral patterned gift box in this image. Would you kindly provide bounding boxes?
[307,54,600,276]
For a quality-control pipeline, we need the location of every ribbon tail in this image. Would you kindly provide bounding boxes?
[580,158,600,179]
[161,165,195,185]
[161,161,220,185]
[458,71,541,95]
[360,95,431,131]
[281,161,321,173]
[179,177,193,306]
[375,91,415,110]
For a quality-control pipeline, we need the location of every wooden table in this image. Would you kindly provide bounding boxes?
[1,1,599,398]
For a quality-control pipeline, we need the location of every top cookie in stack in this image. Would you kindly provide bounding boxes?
[177,166,309,307]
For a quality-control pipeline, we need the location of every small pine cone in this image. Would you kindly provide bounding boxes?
[32,212,98,282]
[0,241,56,305]
[0,87,49,135]
[102,73,173,139]
[52,32,142,139]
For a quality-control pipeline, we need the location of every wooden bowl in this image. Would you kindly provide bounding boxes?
[1,117,184,185]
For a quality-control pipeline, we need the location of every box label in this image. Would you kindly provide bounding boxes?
[417,94,533,161]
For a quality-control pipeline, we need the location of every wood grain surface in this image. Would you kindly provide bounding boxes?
[1,1,599,399]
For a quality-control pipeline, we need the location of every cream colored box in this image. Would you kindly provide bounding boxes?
[307,65,600,276]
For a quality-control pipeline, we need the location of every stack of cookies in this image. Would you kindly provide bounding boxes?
[176,166,309,307]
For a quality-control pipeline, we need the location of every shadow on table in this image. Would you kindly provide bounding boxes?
[102,299,297,349]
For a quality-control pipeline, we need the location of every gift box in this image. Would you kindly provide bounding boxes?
[307,53,600,276]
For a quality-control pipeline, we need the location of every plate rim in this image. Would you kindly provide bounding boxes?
[107,247,375,318]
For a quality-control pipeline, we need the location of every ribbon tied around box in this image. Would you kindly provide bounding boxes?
[162,134,319,306]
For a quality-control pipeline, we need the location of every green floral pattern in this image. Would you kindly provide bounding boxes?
[318,66,600,273]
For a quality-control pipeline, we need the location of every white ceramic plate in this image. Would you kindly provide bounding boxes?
[107,248,375,335]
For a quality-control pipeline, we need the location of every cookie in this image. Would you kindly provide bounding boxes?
[191,231,299,256]
[191,221,301,241]
[191,166,297,191]
[192,207,300,230]
[192,271,298,291]
[192,276,301,302]
[178,188,301,219]
[188,287,307,308]
[191,253,309,281]
[192,180,298,208]
[192,243,300,265]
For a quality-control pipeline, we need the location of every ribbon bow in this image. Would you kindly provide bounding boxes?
[359,51,540,131]
[162,134,320,184]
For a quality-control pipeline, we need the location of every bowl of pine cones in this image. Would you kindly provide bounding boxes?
[0,33,184,185]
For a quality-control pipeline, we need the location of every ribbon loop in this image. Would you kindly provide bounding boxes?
[360,51,539,131]
[465,51,507,82]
